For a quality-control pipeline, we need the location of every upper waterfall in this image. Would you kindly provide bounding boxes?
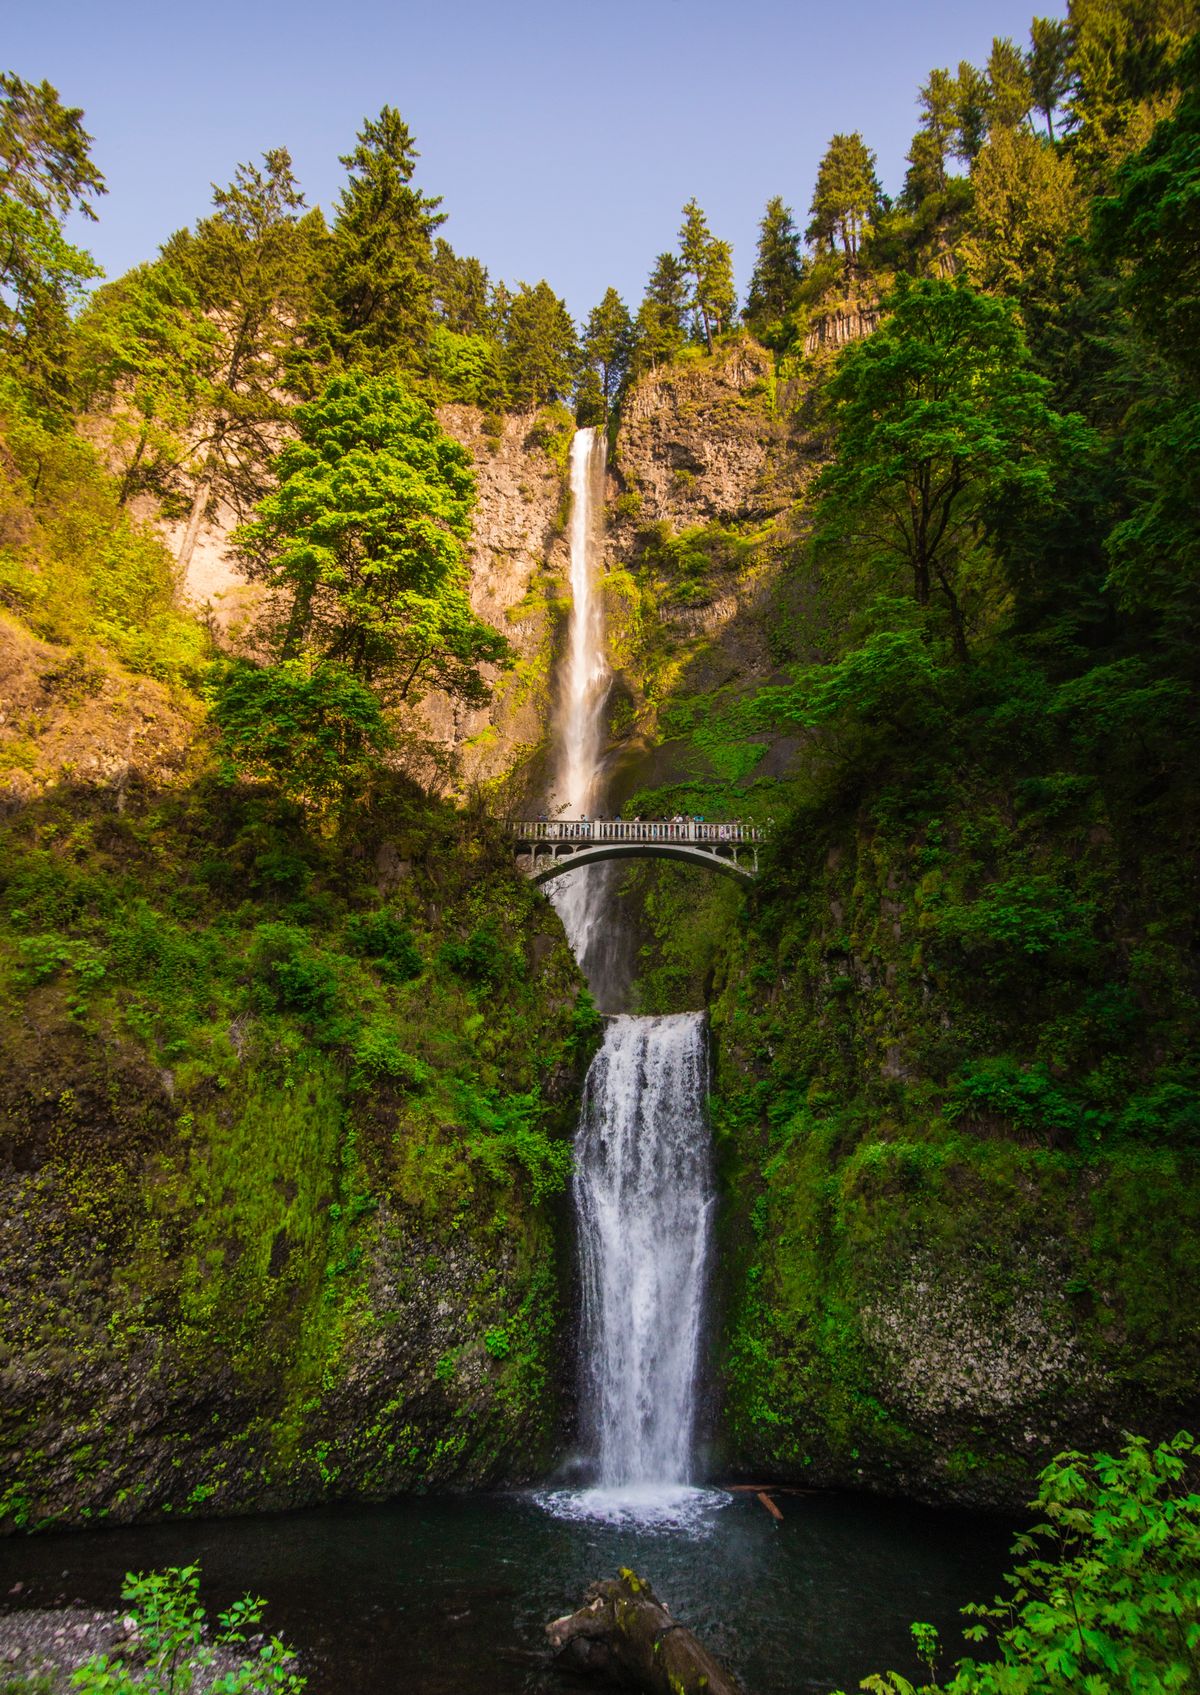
[554,426,610,819]
[548,427,624,1004]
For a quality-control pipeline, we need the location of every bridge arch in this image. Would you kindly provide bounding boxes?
[526,840,755,885]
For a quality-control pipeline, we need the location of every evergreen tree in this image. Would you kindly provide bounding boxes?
[503,280,577,407]
[235,371,509,703]
[1029,15,1075,139]
[955,60,993,163]
[962,128,1085,302]
[744,196,803,329]
[0,73,105,407]
[909,68,959,200]
[678,198,735,351]
[431,239,491,336]
[807,133,883,266]
[987,36,1035,129]
[165,149,318,573]
[578,287,633,422]
[632,251,688,372]
[308,107,443,375]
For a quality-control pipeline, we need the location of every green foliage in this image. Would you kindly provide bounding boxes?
[72,1565,303,1695]
[74,262,220,504]
[807,132,883,264]
[846,1433,1200,1694]
[744,195,805,336]
[577,287,634,423]
[813,277,1093,658]
[632,251,689,374]
[0,379,209,686]
[303,105,441,377]
[234,370,509,703]
[501,279,578,407]
[209,656,392,814]
[0,72,105,410]
[678,198,736,352]
[344,910,422,983]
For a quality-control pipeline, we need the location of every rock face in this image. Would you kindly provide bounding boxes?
[802,301,881,357]
[164,405,571,804]
[0,615,199,809]
[416,405,569,799]
[547,1571,744,1695]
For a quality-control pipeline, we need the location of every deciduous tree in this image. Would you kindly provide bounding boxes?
[234,371,509,704]
[812,277,1089,660]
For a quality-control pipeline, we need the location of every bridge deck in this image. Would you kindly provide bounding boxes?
[505,819,764,847]
[504,819,764,883]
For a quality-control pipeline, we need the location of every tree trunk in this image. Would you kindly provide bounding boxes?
[546,1571,745,1695]
[176,472,212,580]
[117,432,148,507]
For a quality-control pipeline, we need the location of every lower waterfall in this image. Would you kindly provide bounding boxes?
[575,1013,714,1488]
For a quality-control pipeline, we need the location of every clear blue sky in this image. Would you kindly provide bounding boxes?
[10,0,1067,322]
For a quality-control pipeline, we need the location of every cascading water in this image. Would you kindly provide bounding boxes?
[575,1013,714,1489]
[546,428,617,997]
[541,428,720,1524]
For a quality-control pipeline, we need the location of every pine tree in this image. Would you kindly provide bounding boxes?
[1028,16,1074,140]
[308,107,443,375]
[744,196,803,329]
[987,36,1035,129]
[678,198,735,352]
[431,239,491,336]
[0,73,105,408]
[503,280,577,407]
[578,287,633,422]
[807,133,883,266]
[632,252,688,372]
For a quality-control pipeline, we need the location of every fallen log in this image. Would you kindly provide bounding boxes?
[546,1568,745,1695]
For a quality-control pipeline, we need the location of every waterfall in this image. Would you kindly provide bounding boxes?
[575,1013,715,1487]
[536,429,719,1522]
[546,428,624,1005]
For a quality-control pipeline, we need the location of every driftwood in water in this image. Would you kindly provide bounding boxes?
[546,1568,745,1694]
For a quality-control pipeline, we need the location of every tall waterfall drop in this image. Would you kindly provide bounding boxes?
[544,427,718,1518]
[546,428,617,996]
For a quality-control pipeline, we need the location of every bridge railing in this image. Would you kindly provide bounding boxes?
[503,818,766,846]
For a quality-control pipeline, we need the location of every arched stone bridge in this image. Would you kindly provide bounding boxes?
[504,818,764,884]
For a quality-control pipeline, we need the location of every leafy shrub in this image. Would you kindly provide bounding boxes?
[72,1563,304,1695]
[251,923,340,1021]
[210,657,393,816]
[345,911,422,984]
[844,1432,1200,1695]
[947,1058,1095,1145]
[438,923,513,988]
[348,1023,430,1091]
